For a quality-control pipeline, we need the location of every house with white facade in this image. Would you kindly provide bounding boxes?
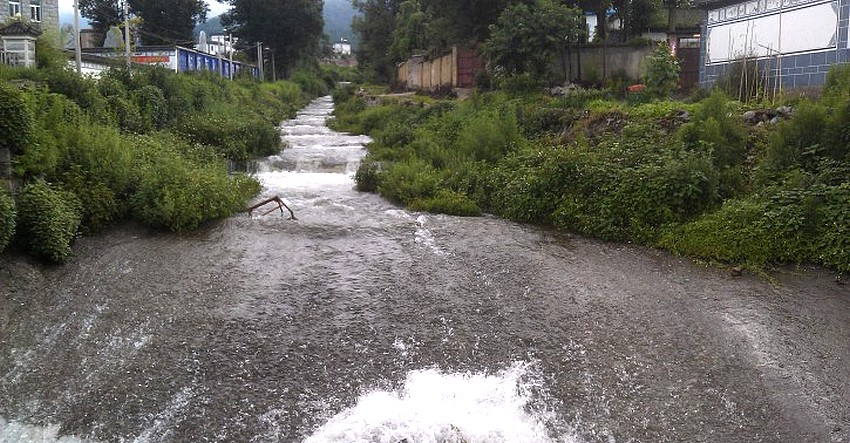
[1,0,59,67]
[698,0,848,88]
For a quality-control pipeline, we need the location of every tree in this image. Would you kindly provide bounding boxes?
[352,0,401,83]
[80,0,208,46]
[482,0,583,81]
[611,0,659,41]
[389,0,429,61]
[79,0,125,42]
[422,0,523,47]
[223,0,324,78]
[128,0,208,46]
[643,41,680,97]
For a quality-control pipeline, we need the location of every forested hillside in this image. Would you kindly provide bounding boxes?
[193,1,357,47]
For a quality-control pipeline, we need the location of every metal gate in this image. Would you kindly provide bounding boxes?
[456,49,483,88]
[678,46,700,92]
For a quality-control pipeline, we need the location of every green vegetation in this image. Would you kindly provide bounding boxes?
[0,190,15,252]
[0,38,336,262]
[334,66,850,272]
[17,179,83,263]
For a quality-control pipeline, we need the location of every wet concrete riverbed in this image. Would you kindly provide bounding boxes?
[1,97,848,443]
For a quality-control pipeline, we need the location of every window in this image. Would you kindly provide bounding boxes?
[9,1,22,18]
[30,0,42,22]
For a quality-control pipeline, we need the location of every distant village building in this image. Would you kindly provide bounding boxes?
[1,0,58,67]
[697,0,848,88]
[333,38,351,56]
[0,20,40,67]
[0,0,58,28]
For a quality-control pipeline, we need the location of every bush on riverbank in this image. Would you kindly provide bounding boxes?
[0,38,329,262]
[335,69,850,272]
[0,190,15,253]
[17,179,82,263]
[130,134,262,232]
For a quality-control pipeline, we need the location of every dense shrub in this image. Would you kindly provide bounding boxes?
[17,179,83,263]
[61,166,123,232]
[0,82,35,154]
[377,158,441,205]
[135,85,169,130]
[130,135,261,232]
[172,111,282,160]
[336,65,850,272]
[643,42,680,98]
[409,189,481,216]
[0,190,15,253]
[354,157,382,192]
[291,69,329,97]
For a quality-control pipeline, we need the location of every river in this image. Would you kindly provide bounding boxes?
[1,96,848,443]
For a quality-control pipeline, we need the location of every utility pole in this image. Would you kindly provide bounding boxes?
[229,33,234,80]
[124,0,130,70]
[73,0,81,73]
[271,51,276,81]
[257,42,264,81]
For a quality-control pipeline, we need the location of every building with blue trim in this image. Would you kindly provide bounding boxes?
[698,0,849,88]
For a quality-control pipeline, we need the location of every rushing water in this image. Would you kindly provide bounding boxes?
[1,97,848,443]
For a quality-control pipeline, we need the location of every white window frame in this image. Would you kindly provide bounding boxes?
[9,1,22,18]
[30,1,42,22]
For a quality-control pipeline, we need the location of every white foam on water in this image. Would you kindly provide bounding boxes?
[303,362,579,443]
[0,418,99,443]
[414,215,446,256]
[130,387,194,443]
[259,171,356,194]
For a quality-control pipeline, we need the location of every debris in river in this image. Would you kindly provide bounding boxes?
[247,196,297,220]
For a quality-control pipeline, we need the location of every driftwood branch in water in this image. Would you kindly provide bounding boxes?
[247,196,297,220]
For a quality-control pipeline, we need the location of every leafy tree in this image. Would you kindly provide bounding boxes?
[643,41,680,97]
[574,0,612,41]
[482,0,583,81]
[422,0,522,47]
[80,0,207,46]
[128,0,208,46]
[389,0,429,61]
[223,0,325,78]
[612,0,659,41]
[79,0,126,42]
[352,0,401,83]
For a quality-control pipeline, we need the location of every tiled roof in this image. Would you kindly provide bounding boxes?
[693,0,743,9]
[0,21,43,37]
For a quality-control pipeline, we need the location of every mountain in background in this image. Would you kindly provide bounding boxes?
[194,15,222,38]
[323,0,358,47]
[193,0,358,47]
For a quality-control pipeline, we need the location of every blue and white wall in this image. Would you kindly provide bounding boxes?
[701,0,850,88]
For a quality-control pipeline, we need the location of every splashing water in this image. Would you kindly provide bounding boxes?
[304,362,579,443]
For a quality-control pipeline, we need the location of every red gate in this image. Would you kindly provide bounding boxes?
[456,49,483,88]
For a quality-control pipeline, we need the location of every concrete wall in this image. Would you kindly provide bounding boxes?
[700,0,850,88]
[398,49,466,90]
[567,45,654,83]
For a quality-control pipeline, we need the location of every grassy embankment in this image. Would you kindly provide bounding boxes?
[329,71,850,273]
[0,39,358,263]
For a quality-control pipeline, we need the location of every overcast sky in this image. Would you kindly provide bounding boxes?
[58,0,230,17]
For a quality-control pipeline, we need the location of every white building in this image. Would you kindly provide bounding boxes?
[333,38,351,56]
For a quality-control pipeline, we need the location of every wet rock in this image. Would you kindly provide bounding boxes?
[548,84,581,96]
